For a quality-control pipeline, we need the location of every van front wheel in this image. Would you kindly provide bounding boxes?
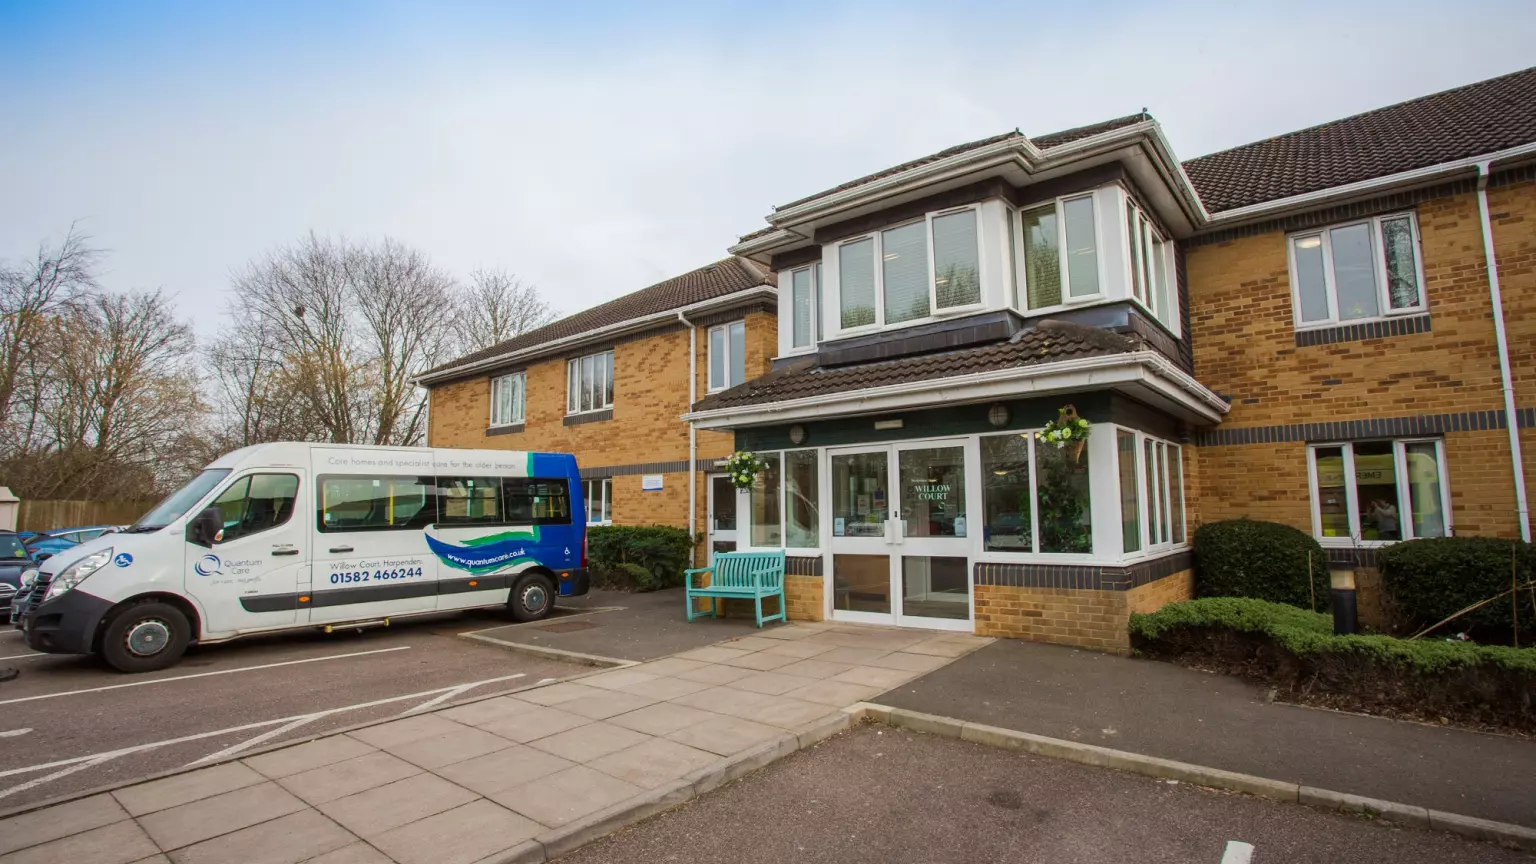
[509,572,555,622]
[100,601,190,673]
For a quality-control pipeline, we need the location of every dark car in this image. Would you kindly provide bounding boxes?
[0,532,37,613]
[23,525,119,560]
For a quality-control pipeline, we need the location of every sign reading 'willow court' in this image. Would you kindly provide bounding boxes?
[912,483,951,501]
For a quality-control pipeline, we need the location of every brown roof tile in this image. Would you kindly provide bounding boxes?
[691,320,1139,412]
[1184,65,1536,213]
[425,257,770,378]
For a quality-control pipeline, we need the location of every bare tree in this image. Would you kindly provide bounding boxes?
[0,225,99,432]
[456,268,555,354]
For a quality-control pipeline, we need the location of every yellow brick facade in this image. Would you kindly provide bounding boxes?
[973,570,1194,654]
[428,309,778,562]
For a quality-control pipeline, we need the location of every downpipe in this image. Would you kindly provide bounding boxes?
[1475,162,1531,542]
[678,311,698,567]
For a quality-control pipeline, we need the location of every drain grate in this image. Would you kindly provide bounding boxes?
[538,620,597,633]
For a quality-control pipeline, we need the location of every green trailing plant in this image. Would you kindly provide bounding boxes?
[1035,404,1091,450]
[1192,519,1330,609]
[1377,537,1535,640]
[586,524,695,592]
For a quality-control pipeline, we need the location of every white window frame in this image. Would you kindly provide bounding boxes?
[489,371,526,427]
[584,478,612,526]
[1286,211,1428,330]
[1116,430,1186,558]
[741,447,822,553]
[787,266,816,352]
[566,350,614,415]
[1306,438,1452,547]
[834,204,987,335]
[1008,193,1105,316]
[1122,195,1179,337]
[707,320,747,392]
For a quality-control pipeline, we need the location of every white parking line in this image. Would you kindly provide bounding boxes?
[0,672,529,799]
[1221,840,1255,864]
[0,646,412,706]
[0,653,49,661]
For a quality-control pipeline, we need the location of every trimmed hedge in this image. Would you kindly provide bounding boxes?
[1130,597,1536,731]
[1377,537,1535,639]
[586,525,695,592]
[1192,519,1330,610]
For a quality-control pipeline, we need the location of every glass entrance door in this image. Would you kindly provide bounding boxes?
[707,474,737,557]
[827,441,973,630]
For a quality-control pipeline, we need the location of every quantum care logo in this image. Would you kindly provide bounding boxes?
[194,554,222,577]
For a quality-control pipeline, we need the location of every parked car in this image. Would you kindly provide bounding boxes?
[0,532,38,613]
[24,525,120,560]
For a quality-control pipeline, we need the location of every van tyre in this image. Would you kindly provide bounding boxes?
[509,572,555,622]
[100,601,190,673]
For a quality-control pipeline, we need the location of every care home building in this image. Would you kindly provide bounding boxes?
[424,66,1536,652]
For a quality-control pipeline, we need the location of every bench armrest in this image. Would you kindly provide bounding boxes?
[683,566,713,588]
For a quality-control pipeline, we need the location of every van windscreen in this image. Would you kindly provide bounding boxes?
[131,468,233,531]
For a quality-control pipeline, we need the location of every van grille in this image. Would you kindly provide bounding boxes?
[9,572,50,624]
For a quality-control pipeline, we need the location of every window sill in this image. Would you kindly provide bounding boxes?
[563,408,614,427]
[1293,313,1431,347]
[486,423,524,437]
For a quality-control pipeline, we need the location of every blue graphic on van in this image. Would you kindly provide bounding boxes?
[113,553,134,568]
[424,528,538,575]
[194,554,222,577]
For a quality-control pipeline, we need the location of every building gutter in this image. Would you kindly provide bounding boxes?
[677,310,699,566]
[681,351,1229,429]
[1474,161,1531,542]
[415,286,778,386]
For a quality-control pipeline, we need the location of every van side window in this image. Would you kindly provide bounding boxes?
[505,478,572,525]
[437,477,503,525]
[318,475,433,532]
[211,474,300,543]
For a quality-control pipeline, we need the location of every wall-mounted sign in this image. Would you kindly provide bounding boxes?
[911,483,951,501]
[641,474,664,491]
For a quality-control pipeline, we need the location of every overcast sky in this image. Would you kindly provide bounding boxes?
[3,0,1533,336]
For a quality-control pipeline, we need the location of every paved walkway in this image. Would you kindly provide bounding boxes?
[882,638,1536,828]
[0,623,990,864]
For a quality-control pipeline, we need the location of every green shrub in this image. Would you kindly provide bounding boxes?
[1192,519,1330,610]
[1377,537,1535,638]
[1130,597,1536,731]
[586,525,695,592]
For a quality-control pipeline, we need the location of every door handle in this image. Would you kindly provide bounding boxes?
[329,545,354,553]
[273,548,301,556]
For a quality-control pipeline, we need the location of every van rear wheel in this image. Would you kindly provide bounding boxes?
[100,601,190,673]
[509,572,555,622]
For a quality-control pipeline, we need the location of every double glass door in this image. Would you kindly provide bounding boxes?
[827,441,972,631]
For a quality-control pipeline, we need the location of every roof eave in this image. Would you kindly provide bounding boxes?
[415,285,778,386]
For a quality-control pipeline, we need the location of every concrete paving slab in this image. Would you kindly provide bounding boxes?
[243,735,378,780]
[786,680,885,707]
[748,699,846,730]
[615,675,712,700]
[772,658,856,680]
[631,657,709,677]
[526,721,650,763]
[438,695,543,727]
[346,714,471,749]
[165,808,356,864]
[489,765,643,828]
[812,646,892,665]
[665,715,785,756]
[672,663,757,685]
[111,762,266,818]
[512,682,608,706]
[753,623,830,640]
[726,670,818,696]
[558,689,657,720]
[302,842,393,864]
[830,665,916,689]
[0,794,128,856]
[0,818,158,864]
[716,651,801,671]
[805,630,928,651]
[668,685,779,716]
[717,636,785,653]
[587,738,720,789]
[129,856,171,864]
[578,668,661,691]
[863,651,953,673]
[474,704,593,743]
[371,799,542,864]
[605,702,722,737]
[674,646,752,663]
[435,745,576,796]
[277,752,423,806]
[317,773,479,838]
[380,726,518,770]
[138,781,308,851]
[902,636,984,657]
[758,640,839,659]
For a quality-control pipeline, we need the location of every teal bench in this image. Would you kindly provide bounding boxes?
[684,550,787,628]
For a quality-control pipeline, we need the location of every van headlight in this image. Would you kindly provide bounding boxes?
[45,548,113,601]
[19,569,38,589]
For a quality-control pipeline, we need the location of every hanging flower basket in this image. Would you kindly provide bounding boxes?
[723,451,765,490]
[1033,404,1091,464]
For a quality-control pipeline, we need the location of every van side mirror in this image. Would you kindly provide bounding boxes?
[187,507,223,548]
[34,551,52,563]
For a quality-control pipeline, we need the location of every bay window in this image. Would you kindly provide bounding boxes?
[1126,199,1176,332]
[746,449,820,549]
[490,372,525,427]
[1010,194,1099,312]
[1288,213,1425,328]
[790,268,815,350]
[980,432,1093,555]
[567,350,614,414]
[708,321,746,391]
[836,205,983,331]
[1308,439,1449,543]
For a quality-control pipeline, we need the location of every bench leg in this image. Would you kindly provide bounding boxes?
[754,594,763,628]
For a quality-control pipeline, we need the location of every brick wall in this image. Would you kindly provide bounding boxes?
[784,574,824,622]
[973,569,1193,654]
[1187,184,1533,539]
